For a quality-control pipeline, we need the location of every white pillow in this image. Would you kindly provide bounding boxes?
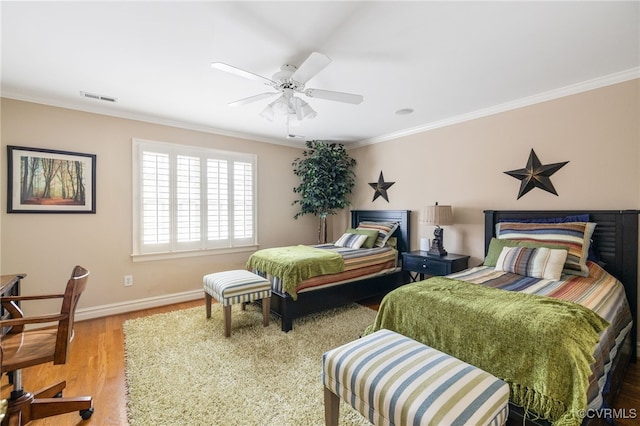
[334,233,368,249]
[495,246,568,281]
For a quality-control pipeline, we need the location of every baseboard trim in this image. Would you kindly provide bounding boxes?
[75,289,204,322]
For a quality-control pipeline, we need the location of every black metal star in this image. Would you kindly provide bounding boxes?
[369,171,395,202]
[504,149,569,199]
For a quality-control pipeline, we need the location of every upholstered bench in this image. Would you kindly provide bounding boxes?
[203,270,272,337]
[322,329,510,426]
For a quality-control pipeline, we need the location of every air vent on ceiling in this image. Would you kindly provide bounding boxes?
[80,91,117,103]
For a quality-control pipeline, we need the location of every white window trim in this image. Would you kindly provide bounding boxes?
[131,138,258,260]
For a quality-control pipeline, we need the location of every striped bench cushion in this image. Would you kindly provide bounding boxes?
[203,270,271,306]
[322,329,509,426]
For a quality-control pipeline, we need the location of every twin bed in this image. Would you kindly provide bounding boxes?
[249,210,411,332]
[367,209,638,425]
[247,208,637,425]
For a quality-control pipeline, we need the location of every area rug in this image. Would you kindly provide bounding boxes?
[123,303,377,426]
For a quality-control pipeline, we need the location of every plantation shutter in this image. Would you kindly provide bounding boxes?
[176,155,201,246]
[233,161,254,244]
[206,158,229,244]
[141,151,170,249]
[133,139,257,256]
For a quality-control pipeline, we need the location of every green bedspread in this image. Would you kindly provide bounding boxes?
[246,245,344,300]
[363,277,609,426]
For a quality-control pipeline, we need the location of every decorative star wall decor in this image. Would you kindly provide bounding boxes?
[369,171,395,202]
[504,149,569,199]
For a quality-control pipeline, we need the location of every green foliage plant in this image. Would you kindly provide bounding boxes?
[292,140,357,243]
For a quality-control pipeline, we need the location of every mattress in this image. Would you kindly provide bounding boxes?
[254,245,398,297]
[447,261,633,412]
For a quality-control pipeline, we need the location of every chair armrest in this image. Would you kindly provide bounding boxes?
[1,294,64,301]
[0,313,66,329]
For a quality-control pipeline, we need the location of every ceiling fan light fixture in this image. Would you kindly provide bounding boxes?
[299,101,317,120]
[214,52,363,131]
[294,101,303,121]
[259,104,275,121]
[289,98,316,121]
[272,96,290,115]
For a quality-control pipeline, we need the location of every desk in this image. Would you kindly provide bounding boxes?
[1,274,26,333]
[1,274,25,297]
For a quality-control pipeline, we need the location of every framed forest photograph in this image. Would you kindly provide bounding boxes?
[7,146,96,213]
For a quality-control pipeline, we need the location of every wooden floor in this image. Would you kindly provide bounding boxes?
[2,299,639,426]
[1,299,204,426]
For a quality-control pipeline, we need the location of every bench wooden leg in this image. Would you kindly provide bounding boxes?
[205,292,212,318]
[262,296,270,327]
[324,386,339,426]
[223,305,231,338]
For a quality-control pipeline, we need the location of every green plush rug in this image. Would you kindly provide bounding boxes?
[123,303,377,426]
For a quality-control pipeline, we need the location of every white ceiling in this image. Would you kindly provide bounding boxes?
[2,1,639,147]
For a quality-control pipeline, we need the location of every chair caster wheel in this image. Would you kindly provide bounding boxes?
[80,407,94,420]
[54,391,63,398]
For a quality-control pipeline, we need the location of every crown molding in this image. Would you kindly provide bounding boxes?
[349,67,640,149]
[4,67,638,151]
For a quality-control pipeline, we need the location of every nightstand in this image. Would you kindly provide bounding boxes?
[402,251,470,282]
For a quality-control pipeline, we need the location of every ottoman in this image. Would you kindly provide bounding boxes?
[322,329,510,426]
[203,270,272,337]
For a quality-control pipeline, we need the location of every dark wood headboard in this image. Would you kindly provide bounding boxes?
[351,210,411,254]
[484,209,639,358]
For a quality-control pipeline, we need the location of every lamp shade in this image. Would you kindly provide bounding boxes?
[422,204,453,226]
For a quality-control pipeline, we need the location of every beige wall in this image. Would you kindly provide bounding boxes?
[342,80,639,265]
[341,79,639,343]
[2,79,639,330]
[1,98,317,316]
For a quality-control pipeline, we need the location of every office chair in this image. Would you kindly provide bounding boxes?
[0,266,93,425]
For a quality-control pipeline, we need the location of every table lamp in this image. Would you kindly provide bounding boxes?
[422,202,453,256]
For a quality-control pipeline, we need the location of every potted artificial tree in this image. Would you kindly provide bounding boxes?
[292,140,357,243]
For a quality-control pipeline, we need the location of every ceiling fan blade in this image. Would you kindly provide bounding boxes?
[211,62,275,86]
[304,88,363,104]
[291,52,331,84]
[228,92,279,107]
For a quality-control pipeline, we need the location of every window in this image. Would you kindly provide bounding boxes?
[133,138,257,258]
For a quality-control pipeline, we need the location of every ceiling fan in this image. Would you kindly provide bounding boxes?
[211,52,364,125]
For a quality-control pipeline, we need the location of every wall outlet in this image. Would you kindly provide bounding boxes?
[124,275,133,287]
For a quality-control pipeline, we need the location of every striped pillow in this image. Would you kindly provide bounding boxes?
[357,221,399,248]
[495,246,568,280]
[343,228,379,248]
[334,232,368,249]
[497,222,596,277]
[483,237,570,267]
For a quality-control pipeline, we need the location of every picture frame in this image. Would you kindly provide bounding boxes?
[7,146,96,213]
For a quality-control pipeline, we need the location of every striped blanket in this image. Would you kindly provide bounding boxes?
[447,262,633,414]
[365,276,612,425]
[251,245,398,298]
[246,245,344,299]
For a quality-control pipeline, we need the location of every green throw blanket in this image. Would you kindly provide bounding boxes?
[363,277,609,426]
[246,245,344,300]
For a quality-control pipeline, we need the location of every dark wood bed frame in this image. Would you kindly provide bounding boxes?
[484,210,639,426]
[266,209,411,332]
